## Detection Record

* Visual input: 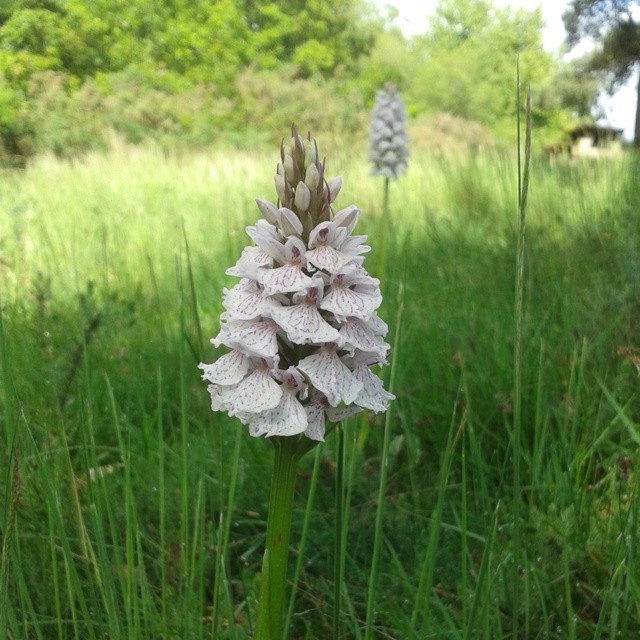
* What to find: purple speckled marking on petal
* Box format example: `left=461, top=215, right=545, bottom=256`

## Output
left=297, top=346, right=362, bottom=407
left=220, top=320, right=279, bottom=358
left=223, top=284, right=278, bottom=320
left=319, top=286, right=374, bottom=321
left=339, top=318, right=389, bottom=360
left=305, top=245, right=351, bottom=272
left=230, top=368, right=282, bottom=415
left=261, top=264, right=315, bottom=295
left=271, top=303, right=342, bottom=346
left=248, top=390, right=308, bottom=437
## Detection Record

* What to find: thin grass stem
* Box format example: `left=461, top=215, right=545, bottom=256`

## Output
left=333, top=425, right=348, bottom=640
left=282, top=444, right=323, bottom=639
left=364, top=284, right=403, bottom=640
left=512, top=64, right=532, bottom=640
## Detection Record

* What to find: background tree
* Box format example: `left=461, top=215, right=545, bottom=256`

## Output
left=564, top=0, right=640, bottom=146
left=408, top=0, right=553, bottom=135
left=0, top=0, right=611, bottom=159
left=241, top=0, right=376, bottom=76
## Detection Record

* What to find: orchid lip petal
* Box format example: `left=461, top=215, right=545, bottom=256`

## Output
left=351, top=364, right=395, bottom=412
left=319, top=286, right=378, bottom=321
left=199, top=349, right=252, bottom=386
left=297, top=346, right=363, bottom=407
left=303, top=400, right=327, bottom=441
left=339, top=317, right=390, bottom=360
left=305, top=245, right=352, bottom=272
left=215, top=319, right=279, bottom=359
left=226, top=246, right=273, bottom=279
left=248, top=390, right=308, bottom=437
left=229, top=368, right=282, bottom=415
left=206, top=383, right=236, bottom=413
left=319, top=267, right=383, bottom=321
left=260, top=264, right=315, bottom=295
left=271, top=303, right=342, bottom=346
left=222, top=282, right=278, bottom=320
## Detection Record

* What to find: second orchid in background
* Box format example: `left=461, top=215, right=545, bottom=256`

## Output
left=368, top=83, right=409, bottom=181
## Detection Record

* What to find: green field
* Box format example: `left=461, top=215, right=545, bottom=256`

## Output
left=1, top=141, right=639, bottom=639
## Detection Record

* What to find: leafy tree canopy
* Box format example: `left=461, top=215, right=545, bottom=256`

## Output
left=242, top=0, right=376, bottom=76
left=408, top=0, right=553, bottom=132
left=0, top=0, right=616, bottom=157
left=0, top=0, right=376, bottom=86
left=563, top=0, right=640, bottom=144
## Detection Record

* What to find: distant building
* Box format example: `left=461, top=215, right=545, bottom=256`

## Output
left=568, top=124, right=624, bottom=158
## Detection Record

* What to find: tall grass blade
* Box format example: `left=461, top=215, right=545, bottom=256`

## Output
left=182, top=223, right=205, bottom=360
left=411, top=391, right=465, bottom=634
left=211, top=426, right=242, bottom=640
left=333, top=425, right=346, bottom=640
left=463, top=502, right=501, bottom=640
left=0, top=423, right=20, bottom=640
left=512, top=62, right=532, bottom=640
left=283, top=444, right=323, bottom=639
left=364, top=284, right=404, bottom=640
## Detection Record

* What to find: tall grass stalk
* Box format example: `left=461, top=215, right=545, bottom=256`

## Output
left=282, top=444, right=323, bottom=638
left=411, top=387, right=464, bottom=635
left=463, top=502, right=501, bottom=640
left=333, top=425, right=346, bottom=640
left=0, top=429, right=19, bottom=640
left=156, top=370, right=168, bottom=633
left=364, top=285, right=403, bottom=640
left=211, top=425, right=243, bottom=640
left=512, top=73, right=532, bottom=639
left=177, top=256, right=194, bottom=637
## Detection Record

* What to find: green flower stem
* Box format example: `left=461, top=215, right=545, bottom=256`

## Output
left=382, top=176, right=390, bottom=220
left=256, top=436, right=309, bottom=640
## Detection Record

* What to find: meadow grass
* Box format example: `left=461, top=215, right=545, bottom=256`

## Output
left=0, top=142, right=639, bottom=639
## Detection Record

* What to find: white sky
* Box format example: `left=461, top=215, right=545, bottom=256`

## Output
left=376, top=0, right=637, bottom=139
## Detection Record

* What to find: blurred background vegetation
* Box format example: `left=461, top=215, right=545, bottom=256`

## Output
left=0, top=0, right=618, bottom=163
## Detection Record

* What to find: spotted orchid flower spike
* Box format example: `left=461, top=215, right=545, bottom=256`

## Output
left=199, top=125, right=394, bottom=441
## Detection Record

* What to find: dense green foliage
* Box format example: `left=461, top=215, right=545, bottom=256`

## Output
left=0, top=0, right=600, bottom=161
left=1, top=144, right=639, bottom=638
left=407, top=0, right=554, bottom=134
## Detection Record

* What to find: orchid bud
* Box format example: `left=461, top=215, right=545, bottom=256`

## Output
left=325, top=176, right=343, bottom=203
left=274, top=173, right=287, bottom=204
left=283, top=154, right=296, bottom=184
left=294, top=181, right=311, bottom=212
left=256, top=198, right=279, bottom=224
left=333, top=205, right=359, bottom=233
left=304, top=163, right=320, bottom=191
left=277, top=207, right=303, bottom=237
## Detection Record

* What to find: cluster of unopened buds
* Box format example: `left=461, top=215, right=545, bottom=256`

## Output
left=368, top=83, right=409, bottom=179
left=200, top=126, right=394, bottom=440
